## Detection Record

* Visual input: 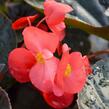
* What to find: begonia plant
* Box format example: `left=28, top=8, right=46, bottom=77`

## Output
left=8, top=0, right=92, bottom=108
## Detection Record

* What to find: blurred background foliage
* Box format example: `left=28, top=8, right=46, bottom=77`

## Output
left=0, top=0, right=109, bottom=109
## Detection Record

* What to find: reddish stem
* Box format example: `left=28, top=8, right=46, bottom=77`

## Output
left=87, top=49, right=109, bottom=59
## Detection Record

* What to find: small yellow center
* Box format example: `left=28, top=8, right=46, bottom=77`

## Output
left=64, top=64, right=72, bottom=77
left=36, top=52, right=45, bottom=64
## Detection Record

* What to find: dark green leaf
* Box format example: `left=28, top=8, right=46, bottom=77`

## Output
left=24, top=0, right=44, bottom=14
left=0, top=87, right=12, bottom=109
left=63, top=28, right=91, bottom=54
left=76, top=0, right=109, bottom=25
left=0, top=13, right=17, bottom=71
left=8, top=83, right=51, bottom=109
left=65, top=14, right=109, bottom=41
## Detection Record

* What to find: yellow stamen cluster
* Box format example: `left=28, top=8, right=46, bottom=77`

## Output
left=64, top=64, right=72, bottom=77
left=36, top=52, right=45, bottom=64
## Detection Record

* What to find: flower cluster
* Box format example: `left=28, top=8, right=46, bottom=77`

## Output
left=8, top=0, right=92, bottom=108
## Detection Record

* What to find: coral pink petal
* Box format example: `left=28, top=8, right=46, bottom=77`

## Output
left=82, top=56, right=92, bottom=75
left=62, top=43, right=71, bottom=53
left=44, top=1, right=55, bottom=17
left=43, top=92, right=74, bottom=109
left=49, top=22, right=65, bottom=33
left=63, top=69, right=86, bottom=94
left=63, top=52, right=87, bottom=93
left=44, top=1, right=73, bottom=25
left=23, top=26, right=59, bottom=53
left=55, top=52, right=70, bottom=91
left=29, top=57, right=59, bottom=93
left=46, top=10, right=65, bottom=25
left=53, top=83, right=64, bottom=97
left=42, top=49, right=53, bottom=60
left=49, top=22, right=65, bottom=41
left=70, top=52, right=84, bottom=71
left=8, top=48, right=36, bottom=83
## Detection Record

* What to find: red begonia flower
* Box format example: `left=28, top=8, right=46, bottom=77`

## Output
left=22, top=26, right=59, bottom=53
left=12, top=14, right=39, bottom=30
left=43, top=92, right=74, bottom=109
left=44, top=0, right=73, bottom=40
left=8, top=48, right=36, bottom=83
left=8, top=48, right=59, bottom=93
left=44, top=0, right=72, bottom=25
left=22, top=26, right=60, bottom=93
left=9, top=26, right=58, bottom=92
left=54, top=44, right=91, bottom=95
left=29, top=56, right=59, bottom=93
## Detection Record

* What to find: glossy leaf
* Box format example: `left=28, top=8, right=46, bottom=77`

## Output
left=64, top=0, right=109, bottom=26
left=63, top=0, right=101, bottom=26
left=25, top=0, right=109, bottom=41
left=0, top=13, right=17, bottom=70
left=65, top=14, right=109, bottom=41
left=0, top=86, right=12, bottom=109
left=78, top=0, right=109, bottom=25
left=24, top=0, right=44, bottom=13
